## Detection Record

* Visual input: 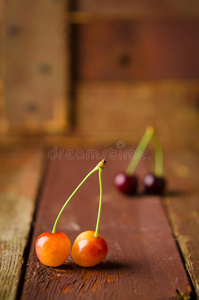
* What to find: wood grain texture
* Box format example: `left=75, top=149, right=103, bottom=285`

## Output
left=3, top=0, right=70, bottom=134
left=21, top=154, right=191, bottom=299
left=0, top=151, right=44, bottom=300
left=76, top=80, right=199, bottom=151
left=163, top=152, right=199, bottom=297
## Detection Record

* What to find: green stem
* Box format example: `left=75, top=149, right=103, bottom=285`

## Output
left=152, top=133, right=163, bottom=177
left=52, top=165, right=99, bottom=233
left=94, top=167, right=103, bottom=238
left=126, top=126, right=154, bottom=176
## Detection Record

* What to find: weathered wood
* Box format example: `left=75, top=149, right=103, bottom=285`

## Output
left=21, top=154, right=191, bottom=299
left=3, top=0, right=70, bottom=134
left=76, top=80, right=199, bottom=151
left=163, top=152, right=199, bottom=297
left=0, top=151, right=44, bottom=300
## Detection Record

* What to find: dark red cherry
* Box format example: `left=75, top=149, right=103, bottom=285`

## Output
left=114, top=172, right=138, bottom=195
left=144, top=174, right=166, bottom=195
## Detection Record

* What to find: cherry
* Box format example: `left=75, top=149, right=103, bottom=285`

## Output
left=35, top=159, right=107, bottom=267
left=144, top=174, right=166, bottom=195
left=72, top=159, right=108, bottom=267
left=114, top=127, right=154, bottom=195
left=114, top=126, right=166, bottom=196
left=114, top=172, right=138, bottom=195
left=35, top=160, right=106, bottom=267
left=35, top=232, right=71, bottom=267
left=72, top=231, right=108, bottom=267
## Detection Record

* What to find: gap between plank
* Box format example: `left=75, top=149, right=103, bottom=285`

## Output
left=161, top=198, right=196, bottom=300
left=15, top=158, right=49, bottom=300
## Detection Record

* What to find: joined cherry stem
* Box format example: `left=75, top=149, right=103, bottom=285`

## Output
left=126, top=126, right=163, bottom=178
left=52, top=159, right=106, bottom=234
left=94, top=167, right=103, bottom=239
left=152, top=133, right=163, bottom=177
left=126, top=126, right=154, bottom=176
left=52, top=164, right=98, bottom=234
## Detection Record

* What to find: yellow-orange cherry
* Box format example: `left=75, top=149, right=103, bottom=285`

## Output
left=72, top=159, right=108, bottom=267
left=35, top=232, right=71, bottom=267
left=72, top=230, right=108, bottom=267
left=35, top=159, right=107, bottom=267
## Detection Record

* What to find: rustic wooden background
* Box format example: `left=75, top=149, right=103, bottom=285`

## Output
left=0, top=0, right=199, bottom=151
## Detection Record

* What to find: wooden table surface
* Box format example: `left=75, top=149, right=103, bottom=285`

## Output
left=0, top=149, right=199, bottom=300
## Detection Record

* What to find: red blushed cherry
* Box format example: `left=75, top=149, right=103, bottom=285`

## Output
left=144, top=174, right=166, bottom=195
left=114, top=172, right=138, bottom=195
left=35, top=232, right=71, bottom=267
left=72, top=231, right=108, bottom=267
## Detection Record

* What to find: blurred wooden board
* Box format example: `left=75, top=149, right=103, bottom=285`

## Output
left=2, top=0, right=70, bottom=134
left=74, top=20, right=199, bottom=80
left=0, top=151, right=44, bottom=300
left=76, top=0, right=199, bottom=17
left=21, top=154, right=191, bottom=300
left=76, top=80, right=199, bottom=150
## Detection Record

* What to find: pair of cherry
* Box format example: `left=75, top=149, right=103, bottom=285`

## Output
left=114, top=127, right=166, bottom=196
left=114, top=172, right=166, bottom=195
left=36, top=127, right=165, bottom=268
left=35, top=160, right=108, bottom=268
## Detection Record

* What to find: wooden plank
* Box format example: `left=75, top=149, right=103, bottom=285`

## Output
left=74, top=20, right=199, bottom=80
left=0, top=135, right=96, bottom=152
left=67, top=11, right=199, bottom=24
left=0, top=151, right=44, bottom=300
left=21, top=154, right=191, bottom=299
left=76, top=0, right=199, bottom=18
left=163, top=152, right=199, bottom=297
left=3, top=0, right=70, bottom=134
left=76, top=80, right=199, bottom=151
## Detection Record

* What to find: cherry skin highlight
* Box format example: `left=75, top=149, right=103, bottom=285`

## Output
left=114, top=172, right=138, bottom=195
left=35, top=232, right=71, bottom=267
left=144, top=174, right=166, bottom=195
left=72, top=231, right=108, bottom=267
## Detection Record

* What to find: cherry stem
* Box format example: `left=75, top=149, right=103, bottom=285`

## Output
left=93, top=160, right=106, bottom=238
left=152, top=132, right=163, bottom=177
left=94, top=168, right=103, bottom=238
left=94, top=167, right=103, bottom=238
left=126, top=126, right=154, bottom=176
left=52, top=164, right=99, bottom=234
